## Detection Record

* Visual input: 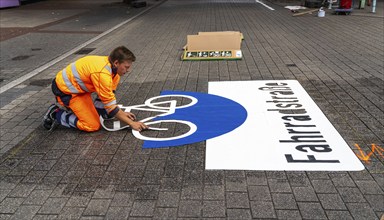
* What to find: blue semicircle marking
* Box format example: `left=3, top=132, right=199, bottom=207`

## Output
left=143, top=91, right=248, bottom=148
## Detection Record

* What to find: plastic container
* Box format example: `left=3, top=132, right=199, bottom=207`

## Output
left=318, top=8, right=326, bottom=17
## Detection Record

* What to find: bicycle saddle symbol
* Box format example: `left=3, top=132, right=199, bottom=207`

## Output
left=100, top=91, right=248, bottom=148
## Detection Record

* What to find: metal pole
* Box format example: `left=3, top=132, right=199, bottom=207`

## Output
left=371, top=0, right=376, bottom=12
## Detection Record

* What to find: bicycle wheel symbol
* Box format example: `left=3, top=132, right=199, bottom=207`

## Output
left=100, top=94, right=198, bottom=142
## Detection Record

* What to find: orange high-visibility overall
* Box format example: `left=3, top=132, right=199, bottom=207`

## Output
left=54, top=56, right=120, bottom=132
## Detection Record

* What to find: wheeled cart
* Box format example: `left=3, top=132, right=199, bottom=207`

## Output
left=334, top=0, right=353, bottom=14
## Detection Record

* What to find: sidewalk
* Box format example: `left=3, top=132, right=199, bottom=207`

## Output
left=0, top=0, right=383, bottom=219
left=268, top=0, right=383, bottom=17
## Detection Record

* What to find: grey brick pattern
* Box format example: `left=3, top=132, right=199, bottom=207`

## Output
left=0, top=0, right=383, bottom=219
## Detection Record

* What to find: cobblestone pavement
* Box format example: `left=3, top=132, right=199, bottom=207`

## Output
left=0, top=0, right=160, bottom=93
left=0, top=0, right=383, bottom=219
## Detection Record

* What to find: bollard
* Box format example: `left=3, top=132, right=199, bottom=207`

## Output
left=372, top=0, right=376, bottom=12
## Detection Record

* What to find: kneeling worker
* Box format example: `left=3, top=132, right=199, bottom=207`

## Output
left=43, top=46, right=148, bottom=132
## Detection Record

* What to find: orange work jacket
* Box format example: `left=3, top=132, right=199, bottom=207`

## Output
left=55, top=56, right=120, bottom=115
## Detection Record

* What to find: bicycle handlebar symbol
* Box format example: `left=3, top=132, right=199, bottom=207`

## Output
left=100, top=94, right=198, bottom=141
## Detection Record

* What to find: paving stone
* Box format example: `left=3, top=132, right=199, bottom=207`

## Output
left=326, top=210, right=354, bottom=220
left=204, top=170, right=225, bottom=185
left=129, top=200, right=156, bottom=217
left=338, top=187, right=366, bottom=203
left=203, top=185, right=225, bottom=200
left=0, top=189, right=11, bottom=202
left=297, top=202, right=327, bottom=220
left=160, top=177, right=182, bottom=192
left=116, top=177, right=140, bottom=192
left=286, top=172, right=311, bottom=187
left=245, top=171, right=268, bottom=185
left=105, top=206, right=130, bottom=219
left=65, top=192, right=93, bottom=207
left=23, top=189, right=53, bottom=206
left=250, top=201, right=276, bottom=219
left=57, top=207, right=84, bottom=219
left=318, top=193, right=347, bottom=211
left=292, top=186, right=318, bottom=202
left=0, top=214, right=12, bottom=219
left=248, top=185, right=272, bottom=201
left=0, top=197, right=25, bottom=214
left=268, top=178, right=292, bottom=193
left=276, top=209, right=302, bottom=219
left=346, top=203, right=379, bottom=220
left=141, top=171, right=162, bottom=185
left=177, top=200, right=202, bottom=218
left=38, top=198, right=68, bottom=215
left=33, top=214, right=58, bottom=219
left=329, top=173, right=356, bottom=187
left=202, top=200, right=226, bottom=218
left=226, top=192, right=250, bottom=209
left=8, top=184, right=36, bottom=198
left=163, top=165, right=183, bottom=178
left=110, top=192, right=134, bottom=207
left=153, top=207, right=178, bottom=219
left=311, top=179, right=337, bottom=193
left=181, top=185, right=202, bottom=200
left=135, top=185, right=159, bottom=200
left=272, top=193, right=298, bottom=210
left=227, top=208, right=252, bottom=220
left=156, top=191, right=180, bottom=207
left=355, top=180, right=384, bottom=195
left=306, top=172, right=330, bottom=180
left=365, top=194, right=384, bottom=212
left=82, top=199, right=111, bottom=216
left=225, top=176, right=247, bottom=192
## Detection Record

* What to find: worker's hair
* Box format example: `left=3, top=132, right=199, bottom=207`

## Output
left=109, top=46, right=136, bottom=63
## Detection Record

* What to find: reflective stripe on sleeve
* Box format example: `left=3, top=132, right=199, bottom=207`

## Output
left=94, top=99, right=104, bottom=109
left=105, top=64, right=112, bottom=73
left=104, top=99, right=117, bottom=107
left=71, top=63, right=89, bottom=92
left=62, top=68, right=78, bottom=93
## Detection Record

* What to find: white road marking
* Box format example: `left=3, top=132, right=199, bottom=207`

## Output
left=255, top=0, right=275, bottom=10
left=0, top=3, right=161, bottom=94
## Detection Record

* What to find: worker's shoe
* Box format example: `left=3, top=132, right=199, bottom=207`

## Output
left=42, top=104, right=59, bottom=131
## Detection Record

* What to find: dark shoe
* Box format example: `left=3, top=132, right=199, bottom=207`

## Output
left=42, top=104, right=59, bottom=130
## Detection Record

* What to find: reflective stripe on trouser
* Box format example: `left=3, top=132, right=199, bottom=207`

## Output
left=56, top=110, right=78, bottom=128
left=56, top=93, right=101, bottom=132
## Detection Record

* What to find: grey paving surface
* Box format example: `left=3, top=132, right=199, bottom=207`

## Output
left=0, top=0, right=159, bottom=89
left=0, top=0, right=383, bottom=219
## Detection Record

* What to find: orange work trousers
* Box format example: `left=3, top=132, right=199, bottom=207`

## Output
left=57, top=93, right=101, bottom=132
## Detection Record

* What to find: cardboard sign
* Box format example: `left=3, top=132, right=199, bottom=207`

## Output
left=182, top=31, right=243, bottom=61
left=206, top=80, right=364, bottom=171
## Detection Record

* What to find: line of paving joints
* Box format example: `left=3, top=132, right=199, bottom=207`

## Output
left=0, top=0, right=167, bottom=95
left=0, top=0, right=168, bottom=158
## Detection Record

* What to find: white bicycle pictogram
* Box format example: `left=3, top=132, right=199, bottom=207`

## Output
left=100, top=94, right=198, bottom=141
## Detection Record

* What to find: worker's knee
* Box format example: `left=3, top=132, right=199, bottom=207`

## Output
left=77, top=120, right=101, bottom=132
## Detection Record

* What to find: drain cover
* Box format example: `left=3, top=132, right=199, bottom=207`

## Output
left=74, top=48, right=96, bottom=55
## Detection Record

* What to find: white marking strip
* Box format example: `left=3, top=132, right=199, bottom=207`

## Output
left=0, top=2, right=162, bottom=94
left=206, top=80, right=364, bottom=171
left=255, top=0, right=275, bottom=10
